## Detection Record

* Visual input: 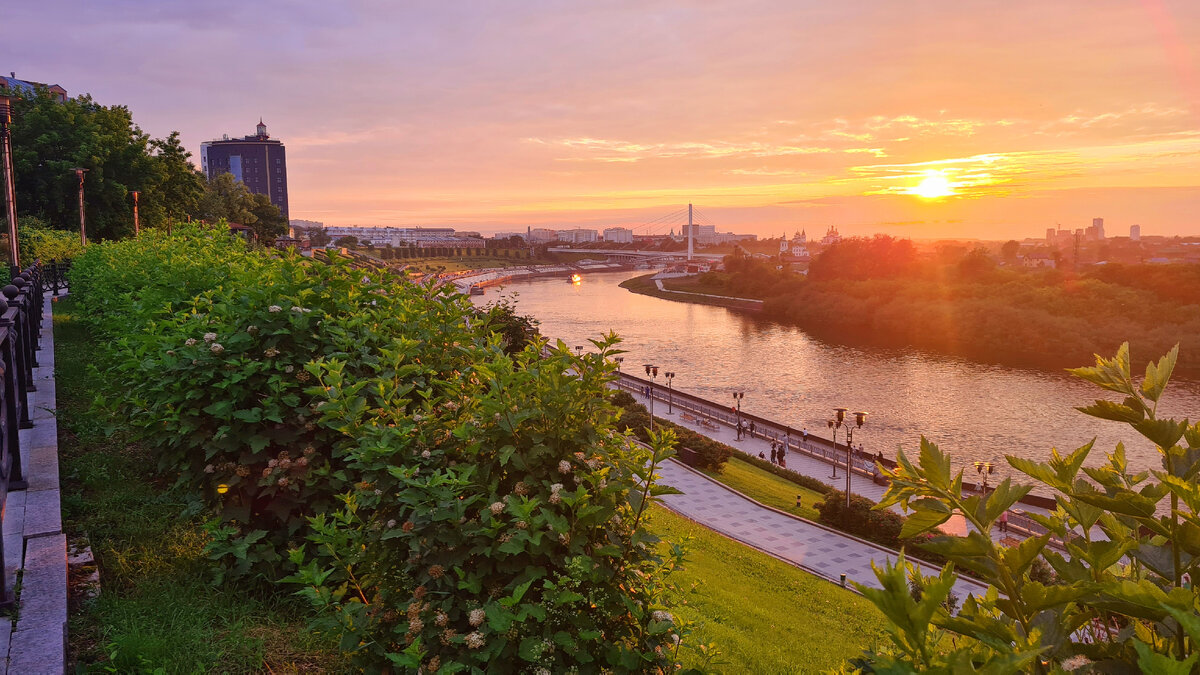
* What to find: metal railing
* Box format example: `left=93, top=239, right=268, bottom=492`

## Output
left=0, top=260, right=61, bottom=607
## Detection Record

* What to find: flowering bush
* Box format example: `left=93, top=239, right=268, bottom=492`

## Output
left=74, top=228, right=692, bottom=671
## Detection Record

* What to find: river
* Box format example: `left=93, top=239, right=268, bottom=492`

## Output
left=471, top=269, right=1200, bottom=484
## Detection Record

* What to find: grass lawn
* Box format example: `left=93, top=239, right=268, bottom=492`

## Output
left=649, top=507, right=888, bottom=673
left=703, top=457, right=830, bottom=522
left=55, top=298, right=345, bottom=673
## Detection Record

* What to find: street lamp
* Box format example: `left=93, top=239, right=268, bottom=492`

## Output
left=732, top=391, right=745, bottom=439
left=0, top=94, right=19, bottom=274
left=643, top=364, right=658, bottom=430
left=70, top=167, right=89, bottom=246
left=574, top=345, right=583, bottom=356
left=664, top=371, right=675, bottom=413
left=828, top=408, right=867, bottom=509
left=614, top=356, right=624, bottom=372
left=973, top=461, right=995, bottom=494
left=130, top=190, right=140, bottom=236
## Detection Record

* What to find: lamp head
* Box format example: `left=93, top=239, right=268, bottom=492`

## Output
left=834, top=407, right=847, bottom=423
left=854, top=411, right=867, bottom=427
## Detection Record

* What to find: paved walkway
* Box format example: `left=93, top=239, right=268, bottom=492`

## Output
left=657, top=457, right=988, bottom=600
left=623, top=384, right=1048, bottom=542
left=2, top=291, right=68, bottom=674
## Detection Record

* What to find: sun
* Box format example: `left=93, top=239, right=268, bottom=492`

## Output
left=912, top=171, right=955, bottom=199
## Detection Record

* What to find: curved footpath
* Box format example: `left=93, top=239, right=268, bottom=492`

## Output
left=656, top=458, right=988, bottom=600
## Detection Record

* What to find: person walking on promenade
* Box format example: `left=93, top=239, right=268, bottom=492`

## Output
left=770, top=442, right=778, bottom=464
left=736, top=420, right=745, bottom=440
left=779, top=437, right=788, bottom=469
left=802, top=428, right=808, bottom=446
left=749, top=420, right=756, bottom=437
left=998, top=510, right=1009, bottom=533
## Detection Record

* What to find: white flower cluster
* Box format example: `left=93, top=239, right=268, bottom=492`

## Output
left=489, top=501, right=505, bottom=515
left=549, top=483, right=564, bottom=504
left=652, top=610, right=673, bottom=623
left=184, top=338, right=197, bottom=346
left=210, top=343, right=224, bottom=354
left=203, top=332, right=217, bottom=343
left=268, top=305, right=282, bottom=313
left=558, top=460, right=572, bottom=474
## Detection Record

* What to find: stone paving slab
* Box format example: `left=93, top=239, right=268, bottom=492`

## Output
left=656, top=458, right=989, bottom=601
left=9, top=534, right=67, bottom=675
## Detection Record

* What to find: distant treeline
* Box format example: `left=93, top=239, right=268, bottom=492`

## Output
left=694, top=237, right=1200, bottom=375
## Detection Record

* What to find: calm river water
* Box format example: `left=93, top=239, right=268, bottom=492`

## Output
left=471, top=270, right=1200, bottom=483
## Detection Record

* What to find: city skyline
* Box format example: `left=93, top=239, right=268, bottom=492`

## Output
left=5, top=1, right=1200, bottom=238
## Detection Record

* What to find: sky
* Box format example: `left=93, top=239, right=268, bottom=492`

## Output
left=5, top=0, right=1200, bottom=239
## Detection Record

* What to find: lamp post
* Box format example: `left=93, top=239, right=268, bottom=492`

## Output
left=643, top=364, right=659, bottom=430
left=664, top=371, right=675, bottom=413
left=973, top=461, right=995, bottom=494
left=732, top=391, right=745, bottom=439
left=574, top=345, right=583, bottom=356
left=0, top=94, right=19, bottom=274
left=614, top=356, right=623, bottom=372
left=70, top=167, right=89, bottom=246
left=130, top=190, right=140, bottom=236
left=828, top=408, right=867, bottom=509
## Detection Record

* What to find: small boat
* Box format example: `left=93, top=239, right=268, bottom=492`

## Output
left=569, top=273, right=582, bottom=284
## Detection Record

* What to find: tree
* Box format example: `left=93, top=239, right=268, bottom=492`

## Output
left=307, top=228, right=331, bottom=247
left=9, top=89, right=201, bottom=240
left=809, top=235, right=920, bottom=281
left=246, top=193, right=288, bottom=243
left=1001, top=239, right=1021, bottom=264
left=334, top=235, right=358, bottom=248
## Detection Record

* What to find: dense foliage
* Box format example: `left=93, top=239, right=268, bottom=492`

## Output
left=852, top=343, right=1200, bottom=673
left=610, top=391, right=732, bottom=472
left=15, top=215, right=85, bottom=262
left=694, top=245, right=1200, bottom=374
left=72, top=225, right=692, bottom=672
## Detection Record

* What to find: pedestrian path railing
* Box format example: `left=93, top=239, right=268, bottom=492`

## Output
left=0, top=259, right=63, bottom=607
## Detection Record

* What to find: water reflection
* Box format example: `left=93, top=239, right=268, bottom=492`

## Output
left=472, top=270, right=1200, bottom=482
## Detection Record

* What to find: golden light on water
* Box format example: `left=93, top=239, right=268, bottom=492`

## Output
left=911, top=171, right=956, bottom=199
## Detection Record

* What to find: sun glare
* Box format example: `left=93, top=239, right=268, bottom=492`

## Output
left=912, top=171, right=955, bottom=199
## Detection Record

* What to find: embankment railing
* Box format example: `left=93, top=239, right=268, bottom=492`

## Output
left=0, top=259, right=66, bottom=607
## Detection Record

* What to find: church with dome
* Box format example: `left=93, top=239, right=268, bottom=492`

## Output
left=780, top=229, right=810, bottom=262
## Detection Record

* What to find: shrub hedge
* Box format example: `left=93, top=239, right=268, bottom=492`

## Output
left=72, top=225, right=688, bottom=672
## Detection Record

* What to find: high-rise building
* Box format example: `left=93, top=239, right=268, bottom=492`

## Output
left=1130, top=224, right=1141, bottom=241
left=201, top=119, right=290, bottom=219
left=1092, top=217, right=1105, bottom=239
left=1046, top=228, right=1056, bottom=245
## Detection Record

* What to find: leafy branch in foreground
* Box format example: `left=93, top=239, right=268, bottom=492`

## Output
left=849, top=343, right=1200, bottom=674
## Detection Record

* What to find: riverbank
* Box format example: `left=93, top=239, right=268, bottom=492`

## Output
left=619, top=273, right=763, bottom=311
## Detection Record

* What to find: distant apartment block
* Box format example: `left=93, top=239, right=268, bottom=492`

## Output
left=0, top=72, right=67, bottom=102
left=324, top=226, right=458, bottom=247
left=556, top=229, right=599, bottom=243
left=528, top=228, right=558, bottom=243
left=201, top=120, right=290, bottom=219
left=1130, top=224, right=1141, bottom=241
left=603, top=227, right=634, bottom=243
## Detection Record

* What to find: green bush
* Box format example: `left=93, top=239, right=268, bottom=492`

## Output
left=611, top=391, right=731, bottom=472
left=74, top=230, right=690, bottom=672
left=15, top=216, right=85, bottom=262
left=814, top=490, right=904, bottom=547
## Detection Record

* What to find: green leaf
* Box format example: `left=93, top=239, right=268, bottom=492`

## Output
left=899, top=508, right=953, bottom=539
left=1140, top=345, right=1179, bottom=404
left=1133, top=638, right=1198, bottom=675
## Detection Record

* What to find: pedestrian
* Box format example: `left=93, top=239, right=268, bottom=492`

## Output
left=770, top=445, right=777, bottom=464
left=758, top=451, right=766, bottom=460
left=998, top=510, right=1009, bottom=533
left=779, top=439, right=788, bottom=468
left=749, top=420, right=756, bottom=437
left=736, top=420, right=744, bottom=440
left=876, top=450, right=884, bottom=464
left=802, top=428, right=808, bottom=445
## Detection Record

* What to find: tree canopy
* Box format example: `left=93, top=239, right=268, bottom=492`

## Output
left=7, top=88, right=285, bottom=243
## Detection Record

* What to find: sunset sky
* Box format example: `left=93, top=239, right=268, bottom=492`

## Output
left=6, top=1, right=1200, bottom=238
